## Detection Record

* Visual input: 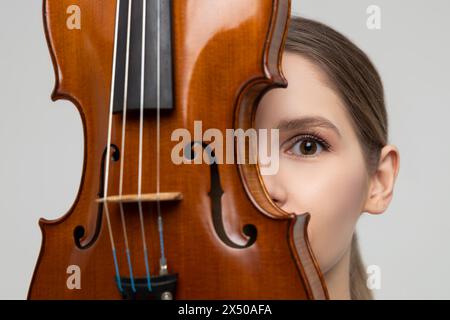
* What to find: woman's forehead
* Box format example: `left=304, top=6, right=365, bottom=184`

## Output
left=258, top=53, right=352, bottom=135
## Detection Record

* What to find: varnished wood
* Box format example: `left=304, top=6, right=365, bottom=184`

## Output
left=28, top=0, right=329, bottom=299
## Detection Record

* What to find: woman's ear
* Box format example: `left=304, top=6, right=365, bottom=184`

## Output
left=363, top=145, right=400, bottom=214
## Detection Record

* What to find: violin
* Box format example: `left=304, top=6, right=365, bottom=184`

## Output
left=28, top=0, right=328, bottom=300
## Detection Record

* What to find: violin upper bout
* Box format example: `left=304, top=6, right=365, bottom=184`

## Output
left=43, top=0, right=116, bottom=112
left=264, top=0, right=291, bottom=87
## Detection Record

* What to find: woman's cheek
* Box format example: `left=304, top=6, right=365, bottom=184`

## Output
left=279, top=157, right=367, bottom=273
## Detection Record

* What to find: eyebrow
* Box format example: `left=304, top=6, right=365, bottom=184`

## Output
left=275, top=116, right=342, bottom=137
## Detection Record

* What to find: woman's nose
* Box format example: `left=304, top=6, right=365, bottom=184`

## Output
left=262, top=174, right=289, bottom=211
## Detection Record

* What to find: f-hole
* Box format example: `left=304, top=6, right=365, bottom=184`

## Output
left=186, top=142, right=257, bottom=249
left=74, top=144, right=120, bottom=249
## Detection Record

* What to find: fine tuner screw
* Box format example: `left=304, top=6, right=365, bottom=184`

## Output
left=161, top=291, right=173, bottom=300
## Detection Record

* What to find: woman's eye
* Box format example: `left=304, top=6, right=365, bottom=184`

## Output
left=287, top=137, right=325, bottom=157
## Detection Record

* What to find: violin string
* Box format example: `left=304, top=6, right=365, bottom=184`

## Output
left=156, top=0, right=168, bottom=274
left=138, top=0, right=153, bottom=291
left=103, top=0, right=124, bottom=293
left=117, top=0, right=136, bottom=293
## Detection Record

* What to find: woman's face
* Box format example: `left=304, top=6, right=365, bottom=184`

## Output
left=255, top=52, right=371, bottom=273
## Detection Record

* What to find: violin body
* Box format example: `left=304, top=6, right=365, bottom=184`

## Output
left=29, top=0, right=328, bottom=299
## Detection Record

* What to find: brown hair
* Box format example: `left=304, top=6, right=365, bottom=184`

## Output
left=285, top=16, right=388, bottom=300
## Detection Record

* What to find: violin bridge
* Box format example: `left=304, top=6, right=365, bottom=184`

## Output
left=96, top=192, right=183, bottom=204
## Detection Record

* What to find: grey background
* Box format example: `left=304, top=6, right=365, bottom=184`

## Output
left=1, top=0, right=449, bottom=299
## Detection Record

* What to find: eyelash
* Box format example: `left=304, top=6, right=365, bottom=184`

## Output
left=283, top=131, right=332, bottom=157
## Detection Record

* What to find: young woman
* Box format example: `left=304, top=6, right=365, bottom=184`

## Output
left=256, top=17, right=400, bottom=299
